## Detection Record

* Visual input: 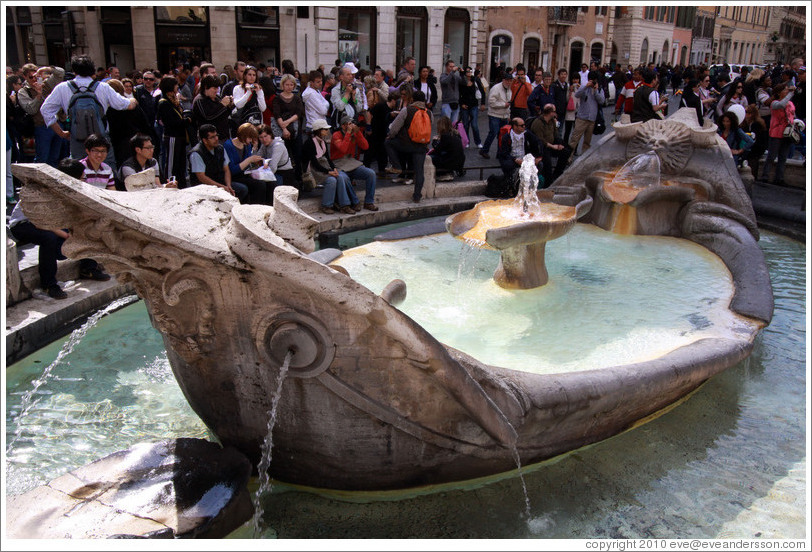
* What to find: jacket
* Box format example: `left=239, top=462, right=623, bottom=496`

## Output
left=487, top=82, right=512, bottom=119
left=574, top=84, right=605, bottom=122
left=497, top=130, right=542, bottom=174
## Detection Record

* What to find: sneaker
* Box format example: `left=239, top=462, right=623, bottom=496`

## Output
left=392, top=176, right=408, bottom=184
left=476, top=144, right=483, bottom=149
left=364, top=203, right=379, bottom=211
left=384, top=166, right=403, bottom=175
left=352, top=202, right=362, bottom=212
left=319, top=205, right=335, bottom=214
left=47, top=284, right=68, bottom=300
left=79, top=267, right=111, bottom=281
left=479, top=151, right=490, bottom=159
left=340, top=205, right=355, bottom=215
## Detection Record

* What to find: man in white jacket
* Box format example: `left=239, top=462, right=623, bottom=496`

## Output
left=479, top=69, right=514, bottom=159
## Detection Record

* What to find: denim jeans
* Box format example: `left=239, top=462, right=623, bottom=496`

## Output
left=321, top=174, right=356, bottom=207
left=761, top=136, right=792, bottom=183
left=481, top=116, right=508, bottom=154
left=441, top=103, right=460, bottom=124
left=34, top=125, right=64, bottom=167
left=460, top=106, right=482, bottom=146
left=345, top=165, right=376, bottom=204
left=384, top=138, right=427, bottom=201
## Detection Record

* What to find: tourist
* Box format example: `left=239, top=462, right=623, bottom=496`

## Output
left=371, top=68, right=390, bottom=100
left=365, top=90, right=396, bottom=175
left=223, top=122, right=271, bottom=204
left=384, top=89, right=434, bottom=203
left=119, top=133, right=167, bottom=188
left=192, top=75, right=232, bottom=142
left=429, top=115, right=465, bottom=180
left=716, top=79, right=748, bottom=118
left=716, top=111, right=754, bottom=167
left=568, top=70, right=605, bottom=159
left=439, top=59, right=463, bottom=124
left=630, top=69, right=667, bottom=123
left=497, top=117, right=542, bottom=179
left=105, top=78, right=154, bottom=169
left=615, top=68, right=643, bottom=118
left=552, top=68, right=569, bottom=141
left=16, top=63, right=66, bottom=167
left=79, top=134, right=117, bottom=190
left=331, top=115, right=378, bottom=211
left=509, top=65, right=533, bottom=120
left=397, top=56, right=416, bottom=85
left=271, top=74, right=305, bottom=182
left=133, top=69, right=161, bottom=151
left=8, top=158, right=110, bottom=299
left=527, top=71, right=555, bottom=118
left=680, top=79, right=705, bottom=125
left=231, top=64, right=266, bottom=132
left=331, top=65, right=365, bottom=126
left=302, top=70, right=330, bottom=133
left=303, top=118, right=358, bottom=215
left=530, top=104, right=571, bottom=187
left=479, top=70, right=513, bottom=159
left=40, top=54, right=137, bottom=169
left=741, top=105, right=769, bottom=178
left=563, top=75, right=581, bottom=145
left=188, top=124, right=248, bottom=202
left=156, top=76, right=193, bottom=186
left=256, top=124, right=296, bottom=189
left=414, top=65, right=437, bottom=112
left=459, top=66, right=485, bottom=149
left=760, top=83, right=796, bottom=186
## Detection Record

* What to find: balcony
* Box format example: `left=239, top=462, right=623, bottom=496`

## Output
left=548, top=7, right=578, bottom=25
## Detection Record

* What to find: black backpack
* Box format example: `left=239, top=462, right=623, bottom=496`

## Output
left=67, top=80, right=106, bottom=141
left=484, top=173, right=518, bottom=199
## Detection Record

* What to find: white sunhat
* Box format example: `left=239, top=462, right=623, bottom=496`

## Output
left=343, top=62, right=359, bottom=75
left=310, top=119, right=331, bottom=132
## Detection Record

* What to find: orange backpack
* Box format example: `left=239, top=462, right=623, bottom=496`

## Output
left=408, top=107, right=432, bottom=144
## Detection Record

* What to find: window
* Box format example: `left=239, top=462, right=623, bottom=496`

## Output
left=237, top=7, right=278, bottom=27
left=640, top=38, right=649, bottom=66
left=338, top=7, right=377, bottom=69
left=594, top=7, right=607, bottom=17
left=396, top=7, right=428, bottom=69
left=154, top=6, right=207, bottom=24
left=444, top=8, right=470, bottom=67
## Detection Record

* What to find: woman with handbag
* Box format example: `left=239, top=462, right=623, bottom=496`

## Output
left=717, top=111, right=754, bottom=167
left=257, top=124, right=296, bottom=191
left=760, top=83, right=796, bottom=186
left=564, top=75, right=580, bottom=145
left=272, top=74, right=305, bottom=185
left=223, top=122, right=270, bottom=205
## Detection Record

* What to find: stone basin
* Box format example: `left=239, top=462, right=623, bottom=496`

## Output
left=445, top=198, right=578, bottom=289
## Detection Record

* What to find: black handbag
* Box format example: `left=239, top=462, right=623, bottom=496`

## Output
left=593, top=108, right=606, bottom=135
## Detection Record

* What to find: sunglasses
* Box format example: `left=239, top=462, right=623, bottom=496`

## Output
left=144, top=77, right=155, bottom=81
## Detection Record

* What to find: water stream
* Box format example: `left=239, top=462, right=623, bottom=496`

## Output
left=251, top=349, right=293, bottom=537
left=5, top=294, right=139, bottom=457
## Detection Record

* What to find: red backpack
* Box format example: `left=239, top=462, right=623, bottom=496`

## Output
left=408, top=107, right=432, bottom=144
left=497, top=124, right=512, bottom=149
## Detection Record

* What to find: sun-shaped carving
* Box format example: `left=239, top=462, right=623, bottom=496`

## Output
left=627, top=120, right=693, bottom=173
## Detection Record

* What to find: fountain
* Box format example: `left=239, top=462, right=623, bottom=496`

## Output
left=9, top=106, right=774, bottom=493
left=446, top=154, right=591, bottom=289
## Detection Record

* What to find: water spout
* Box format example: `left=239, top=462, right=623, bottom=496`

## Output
left=513, top=153, right=542, bottom=218
left=252, top=349, right=293, bottom=536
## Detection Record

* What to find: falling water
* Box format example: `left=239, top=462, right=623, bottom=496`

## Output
left=512, top=153, right=542, bottom=218
left=5, top=294, right=139, bottom=456
left=251, top=349, right=294, bottom=537
left=510, top=445, right=532, bottom=520
left=610, top=150, right=662, bottom=189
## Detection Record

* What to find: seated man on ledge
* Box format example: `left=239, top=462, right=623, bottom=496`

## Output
left=188, top=124, right=248, bottom=203
left=497, top=117, right=543, bottom=182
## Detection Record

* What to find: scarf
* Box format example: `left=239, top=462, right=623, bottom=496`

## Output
left=509, top=129, right=525, bottom=159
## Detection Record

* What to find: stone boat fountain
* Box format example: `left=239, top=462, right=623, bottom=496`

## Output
left=11, top=108, right=773, bottom=492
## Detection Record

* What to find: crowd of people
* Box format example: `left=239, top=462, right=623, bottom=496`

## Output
left=7, top=54, right=806, bottom=208
left=5, top=55, right=807, bottom=298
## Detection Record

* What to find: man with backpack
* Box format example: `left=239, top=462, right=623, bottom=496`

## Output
left=40, top=54, right=137, bottom=170
left=384, top=89, right=434, bottom=203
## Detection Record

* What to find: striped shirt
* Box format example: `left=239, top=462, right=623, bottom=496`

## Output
left=80, top=157, right=116, bottom=189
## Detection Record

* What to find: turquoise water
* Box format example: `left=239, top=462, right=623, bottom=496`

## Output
left=5, top=230, right=806, bottom=538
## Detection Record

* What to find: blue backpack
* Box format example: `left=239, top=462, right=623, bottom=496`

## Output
left=67, top=80, right=106, bottom=141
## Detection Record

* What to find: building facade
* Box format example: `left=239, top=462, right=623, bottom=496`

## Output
left=5, top=4, right=806, bottom=78
left=4, top=5, right=485, bottom=76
